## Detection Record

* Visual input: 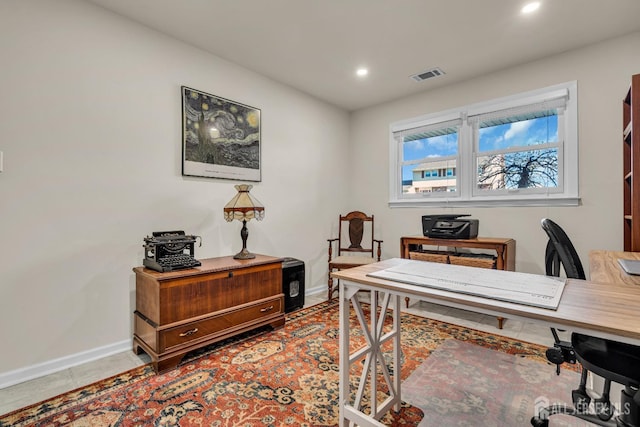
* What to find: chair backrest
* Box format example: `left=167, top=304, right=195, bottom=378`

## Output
left=337, top=211, right=375, bottom=256
left=541, top=218, right=586, bottom=280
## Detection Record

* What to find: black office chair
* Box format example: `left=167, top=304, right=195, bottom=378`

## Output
left=532, top=218, right=640, bottom=427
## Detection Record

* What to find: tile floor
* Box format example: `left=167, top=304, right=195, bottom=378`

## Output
left=0, top=293, right=556, bottom=416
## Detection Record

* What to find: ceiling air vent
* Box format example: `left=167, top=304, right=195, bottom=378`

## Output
left=410, top=67, right=445, bottom=82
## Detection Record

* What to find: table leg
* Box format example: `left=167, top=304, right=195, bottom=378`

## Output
left=339, top=281, right=351, bottom=426
left=339, top=282, right=402, bottom=426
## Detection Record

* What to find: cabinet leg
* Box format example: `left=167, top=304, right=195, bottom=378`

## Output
left=497, top=317, right=505, bottom=329
left=156, top=354, right=185, bottom=374
left=132, top=337, right=153, bottom=359
left=270, top=317, right=285, bottom=330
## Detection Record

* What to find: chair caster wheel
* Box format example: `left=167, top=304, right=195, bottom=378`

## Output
left=572, top=389, right=591, bottom=413
left=531, top=416, right=549, bottom=427
left=594, top=398, right=614, bottom=421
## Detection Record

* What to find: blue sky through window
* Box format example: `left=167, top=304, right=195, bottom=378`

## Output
left=402, top=133, right=458, bottom=180
left=479, top=115, right=558, bottom=152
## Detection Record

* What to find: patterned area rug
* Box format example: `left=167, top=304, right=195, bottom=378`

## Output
left=0, top=300, right=570, bottom=426
left=403, top=339, right=584, bottom=426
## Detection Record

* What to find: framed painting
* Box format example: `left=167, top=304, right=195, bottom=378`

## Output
left=182, top=86, right=261, bottom=181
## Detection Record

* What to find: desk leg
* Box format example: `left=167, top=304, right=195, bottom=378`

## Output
left=339, top=281, right=352, bottom=427
left=339, top=282, right=402, bottom=426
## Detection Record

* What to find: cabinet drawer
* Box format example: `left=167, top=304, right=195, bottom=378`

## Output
left=159, top=297, right=283, bottom=352
left=159, top=263, right=282, bottom=324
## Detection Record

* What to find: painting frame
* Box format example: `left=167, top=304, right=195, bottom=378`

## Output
left=181, top=86, right=261, bottom=181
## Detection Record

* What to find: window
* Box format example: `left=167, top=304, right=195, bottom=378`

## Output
left=397, top=117, right=460, bottom=195
left=389, top=81, right=578, bottom=207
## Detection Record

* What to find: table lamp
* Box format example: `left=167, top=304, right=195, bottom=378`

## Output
left=223, top=184, right=265, bottom=259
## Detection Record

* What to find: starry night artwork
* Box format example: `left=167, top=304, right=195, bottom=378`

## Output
left=182, top=86, right=261, bottom=181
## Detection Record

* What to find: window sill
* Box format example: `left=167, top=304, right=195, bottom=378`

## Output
left=389, top=196, right=580, bottom=208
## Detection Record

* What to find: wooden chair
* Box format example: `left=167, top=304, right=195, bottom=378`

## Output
left=327, top=211, right=383, bottom=300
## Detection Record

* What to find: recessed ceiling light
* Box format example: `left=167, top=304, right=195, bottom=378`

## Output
left=356, top=68, right=368, bottom=77
left=521, top=2, right=541, bottom=14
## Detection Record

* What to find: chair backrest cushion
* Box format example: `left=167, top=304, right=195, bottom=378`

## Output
left=348, top=217, right=364, bottom=249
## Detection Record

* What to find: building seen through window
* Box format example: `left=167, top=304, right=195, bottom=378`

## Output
left=405, top=160, right=458, bottom=193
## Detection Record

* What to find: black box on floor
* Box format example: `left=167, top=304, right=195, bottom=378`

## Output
left=282, top=257, right=305, bottom=313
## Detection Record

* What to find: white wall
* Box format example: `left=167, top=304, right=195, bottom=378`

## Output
left=350, top=32, right=640, bottom=275
left=0, top=0, right=349, bottom=381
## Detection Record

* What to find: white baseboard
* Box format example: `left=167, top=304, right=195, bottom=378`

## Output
left=0, top=339, right=132, bottom=390
left=305, top=286, right=325, bottom=296
left=1, top=290, right=327, bottom=390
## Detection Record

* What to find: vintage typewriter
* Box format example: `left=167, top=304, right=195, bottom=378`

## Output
left=143, top=230, right=202, bottom=272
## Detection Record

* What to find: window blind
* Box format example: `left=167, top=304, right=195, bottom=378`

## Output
left=468, top=95, right=567, bottom=127
left=393, top=118, right=462, bottom=142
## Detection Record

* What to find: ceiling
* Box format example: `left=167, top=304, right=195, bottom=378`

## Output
left=85, top=0, right=640, bottom=111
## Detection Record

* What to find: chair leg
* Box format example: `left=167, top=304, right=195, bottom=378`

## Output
left=594, top=379, right=614, bottom=421
left=328, top=270, right=340, bottom=301
left=572, top=369, right=591, bottom=414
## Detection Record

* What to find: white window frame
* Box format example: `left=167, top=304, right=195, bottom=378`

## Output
left=389, top=81, right=579, bottom=208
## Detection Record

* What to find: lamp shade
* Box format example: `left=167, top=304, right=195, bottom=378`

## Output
left=223, top=184, right=265, bottom=222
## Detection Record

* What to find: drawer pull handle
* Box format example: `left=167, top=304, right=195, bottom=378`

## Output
left=179, top=328, right=199, bottom=337
left=260, top=305, right=274, bottom=312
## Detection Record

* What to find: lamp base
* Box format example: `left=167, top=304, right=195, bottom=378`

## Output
left=233, top=219, right=256, bottom=259
left=233, top=248, right=256, bottom=260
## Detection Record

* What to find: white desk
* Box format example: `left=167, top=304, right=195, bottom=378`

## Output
left=331, top=258, right=640, bottom=427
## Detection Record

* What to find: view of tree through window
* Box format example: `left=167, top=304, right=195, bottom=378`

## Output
left=476, top=112, right=559, bottom=191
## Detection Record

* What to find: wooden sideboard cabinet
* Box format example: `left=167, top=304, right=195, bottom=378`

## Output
left=133, top=254, right=285, bottom=373
left=400, top=236, right=516, bottom=328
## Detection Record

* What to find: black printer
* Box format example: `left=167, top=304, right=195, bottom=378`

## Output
left=422, top=214, right=479, bottom=239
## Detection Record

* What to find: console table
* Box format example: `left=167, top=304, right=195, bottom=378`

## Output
left=400, top=235, right=516, bottom=328
left=133, top=254, right=285, bottom=373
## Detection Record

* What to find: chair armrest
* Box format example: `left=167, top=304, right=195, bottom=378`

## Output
left=327, top=238, right=339, bottom=262
left=374, top=239, right=383, bottom=261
